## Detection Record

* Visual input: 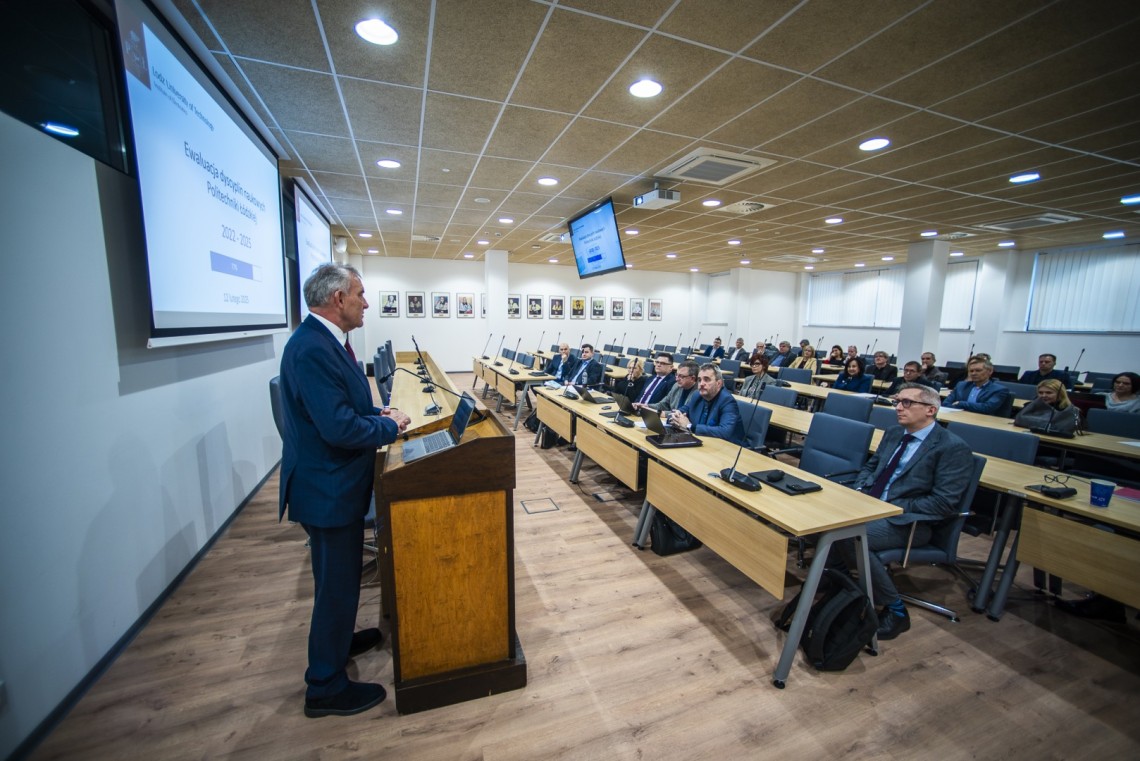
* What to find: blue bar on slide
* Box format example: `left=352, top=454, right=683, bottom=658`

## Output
left=210, top=250, right=254, bottom=280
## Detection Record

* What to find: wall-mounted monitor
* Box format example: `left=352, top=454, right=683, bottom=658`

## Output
left=567, top=197, right=627, bottom=279
left=293, top=185, right=331, bottom=322
left=115, top=0, right=287, bottom=347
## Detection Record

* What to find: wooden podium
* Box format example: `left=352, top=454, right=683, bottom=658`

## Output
left=374, top=409, right=526, bottom=714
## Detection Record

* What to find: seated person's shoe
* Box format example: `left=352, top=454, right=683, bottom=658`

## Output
left=876, top=607, right=911, bottom=641
left=304, top=680, right=387, bottom=718
left=349, top=627, right=383, bottom=657
left=1055, top=594, right=1126, bottom=623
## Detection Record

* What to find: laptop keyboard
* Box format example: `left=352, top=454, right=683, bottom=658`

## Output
left=419, top=431, right=452, bottom=454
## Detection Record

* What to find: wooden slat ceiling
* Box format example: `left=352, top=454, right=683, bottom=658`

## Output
left=170, top=0, right=1140, bottom=273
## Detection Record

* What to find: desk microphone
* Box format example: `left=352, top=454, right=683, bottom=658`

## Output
left=1070, top=347, right=1085, bottom=374
left=492, top=334, right=507, bottom=366
left=411, top=335, right=435, bottom=384
left=618, top=331, right=626, bottom=354
left=692, top=331, right=701, bottom=355
left=720, top=381, right=766, bottom=491
left=426, top=382, right=488, bottom=423
left=967, top=342, right=975, bottom=362
left=393, top=366, right=436, bottom=393
left=676, top=331, right=684, bottom=353
left=479, top=332, right=494, bottom=360
left=506, top=338, right=523, bottom=375
left=870, top=338, right=878, bottom=355
left=530, top=331, right=547, bottom=376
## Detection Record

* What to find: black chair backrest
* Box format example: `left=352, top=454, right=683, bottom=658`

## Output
left=946, top=421, right=1038, bottom=463
left=823, top=393, right=873, bottom=422
left=268, top=376, right=284, bottom=437
left=760, top=385, right=798, bottom=408
left=1086, top=408, right=1140, bottom=438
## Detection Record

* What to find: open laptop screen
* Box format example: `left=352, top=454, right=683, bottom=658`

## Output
left=448, top=393, right=477, bottom=443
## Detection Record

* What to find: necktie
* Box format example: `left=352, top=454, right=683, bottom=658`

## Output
left=638, top=376, right=660, bottom=404
left=866, top=434, right=916, bottom=499
left=344, top=337, right=356, bottom=362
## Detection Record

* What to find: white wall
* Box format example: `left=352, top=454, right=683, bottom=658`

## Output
left=0, top=113, right=284, bottom=757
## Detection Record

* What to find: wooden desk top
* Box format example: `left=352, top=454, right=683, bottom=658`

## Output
left=935, top=407, right=1140, bottom=459
left=391, top=353, right=471, bottom=433
left=474, top=356, right=553, bottom=384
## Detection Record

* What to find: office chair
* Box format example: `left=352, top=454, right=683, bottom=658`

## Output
left=735, top=399, right=773, bottom=451
left=269, top=376, right=285, bottom=437
left=760, top=385, right=798, bottom=408
left=778, top=367, right=812, bottom=385
left=672, top=352, right=687, bottom=363
left=719, top=358, right=741, bottom=377
left=876, top=454, right=987, bottom=622
left=869, top=405, right=900, bottom=431
left=1003, top=381, right=1039, bottom=401
left=1086, top=408, right=1140, bottom=438
left=822, top=393, right=873, bottom=422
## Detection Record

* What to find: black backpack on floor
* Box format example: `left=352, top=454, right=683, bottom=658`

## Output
left=776, top=568, right=879, bottom=671
left=523, top=410, right=561, bottom=449
left=650, top=510, right=702, bottom=556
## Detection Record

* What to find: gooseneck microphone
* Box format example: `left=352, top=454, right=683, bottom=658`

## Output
left=619, top=332, right=626, bottom=354
left=506, top=338, right=523, bottom=375
left=492, top=334, right=507, bottom=366
left=479, top=332, right=494, bottom=360
left=1071, top=347, right=1085, bottom=373
left=720, top=380, right=766, bottom=491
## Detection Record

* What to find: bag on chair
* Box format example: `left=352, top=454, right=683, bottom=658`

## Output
left=775, top=568, right=878, bottom=671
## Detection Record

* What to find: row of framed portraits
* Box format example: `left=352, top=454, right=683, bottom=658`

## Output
left=379, top=292, right=664, bottom=320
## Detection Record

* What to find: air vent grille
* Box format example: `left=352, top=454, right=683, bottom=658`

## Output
left=765, top=254, right=821, bottom=263
left=656, top=148, right=776, bottom=186
left=977, top=213, right=1080, bottom=232
left=718, top=200, right=776, bottom=215
left=935, top=231, right=975, bottom=241
left=539, top=232, right=567, bottom=243
left=411, top=234, right=440, bottom=242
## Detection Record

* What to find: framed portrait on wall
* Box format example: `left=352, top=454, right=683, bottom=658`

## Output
left=648, top=298, right=663, bottom=321
left=549, top=296, right=565, bottom=318
left=629, top=298, right=644, bottom=320
left=610, top=297, right=624, bottom=320
left=527, top=295, right=543, bottom=319
left=590, top=297, right=605, bottom=319
left=456, top=293, right=474, bottom=318
left=507, top=294, right=521, bottom=318
left=432, top=292, right=450, bottom=318
left=379, top=291, right=399, bottom=317
left=407, top=291, right=425, bottom=318
left=570, top=296, right=586, bottom=319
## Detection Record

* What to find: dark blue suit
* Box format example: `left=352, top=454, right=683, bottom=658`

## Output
left=705, top=345, right=725, bottom=359
left=943, top=379, right=1012, bottom=416
left=279, top=315, right=399, bottom=699
left=834, top=373, right=873, bottom=393
left=544, top=354, right=575, bottom=383
left=634, top=372, right=675, bottom=406
left=1019, top=368, right=1072, bottom=389
left=680, top=386, right=745, bottom=445
left=568, top=358, right=604, bottom=387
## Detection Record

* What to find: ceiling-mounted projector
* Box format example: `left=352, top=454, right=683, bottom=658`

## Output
left=633, top=188, right=680, bottom=209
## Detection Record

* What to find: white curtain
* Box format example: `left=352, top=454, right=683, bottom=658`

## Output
left=940, top=260, right=979, bottom=330
left=1027, top=244, right=1140, bottom=332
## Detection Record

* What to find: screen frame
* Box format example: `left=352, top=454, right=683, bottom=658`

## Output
left=567, top=196, right=627, bottom=280
left=293, top=182, right=332, bottom=323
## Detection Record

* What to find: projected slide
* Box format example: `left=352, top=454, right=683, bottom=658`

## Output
left=294, top=188, right=331, bottom=321
left=117, top=0, right=285, bottom=335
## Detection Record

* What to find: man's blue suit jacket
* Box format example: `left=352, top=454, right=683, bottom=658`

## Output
left=705, top=346, right=725, bottom=359
left=544, top=354, right=574, bottom=383
left=943, top=379, right=1012, bottom=416
left=680, top=386, right=745, bottom=445
left=853, top=424, right=974, bottom=526
left=568, top=358, right=604, bottom=387
left=278, top=316, right=399, bottom=527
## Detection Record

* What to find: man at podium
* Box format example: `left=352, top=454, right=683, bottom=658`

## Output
left=279, top=263, right=411, bottom=718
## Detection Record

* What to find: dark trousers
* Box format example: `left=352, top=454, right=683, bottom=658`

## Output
left=838, top=518, right=932, bottom=607
left=302, top=519, right=364, bottom=699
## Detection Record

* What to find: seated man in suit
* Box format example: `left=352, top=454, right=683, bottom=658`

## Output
left=943, top=356, right=1013, bottom=416
left=543, top=342, right=577, bottom=385
left=869, top=351, right=898, bottom=382
left=668, top=363, right=746, bottom=445
left=705, top=337, right=726, bottom=359
left=885, top=361, right=938, bottom=396
left=637, top=360, right=699, bottom=414
left=919, top=351, right=948, bottom=386
left=729, top=337, right=750, bottom=362
left=567, top=343, right=604, bottom=387
left=837, top=383, right=974, bottom=640
left=628, top=352, right=676, bottom=406
left=1019, top=353, right=1072, bottom=389
left=769, top=341, right=796, bottom=368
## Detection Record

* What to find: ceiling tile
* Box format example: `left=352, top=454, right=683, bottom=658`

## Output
left=240, top=61, right=348, bottom=136
left=340, top=79, right=423, bottom=144
left=318, top=0, right=430, bottom=87
left=485, top=106, right=573, bottom=162
left=706, top=78, right=858, bottom=149
left=422, top=92, right=502, bottom=153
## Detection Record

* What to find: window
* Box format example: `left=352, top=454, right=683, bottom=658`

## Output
left=807, top=268, right=903, bottom=328
left=1027, top=245, right=1140, bottom=332
left=940, top=260, right=978, bottom=330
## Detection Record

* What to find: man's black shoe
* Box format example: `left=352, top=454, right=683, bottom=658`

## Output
left=304, top=681, right=387, bottom=718
left=876, top=607, right=911, bottom=641
left=1055, top=594, right=1126, bottom=623
left=349, top=627, right=383, bottom=657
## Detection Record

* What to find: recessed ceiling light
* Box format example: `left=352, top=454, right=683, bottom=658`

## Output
left=858, top=137, right=890, bottom=151
left=1103, top=231, right=1125, bottom=239
left=498, top=217, right=514, bottom=224
left=811, top=248, right=824, bottom=254
left=740, top=260, right=751, bottom=265
left=920, top=230, right=938, bottom=237
left=358, top=232, right=372, bottom=238
left=998, top=241, right=1015, bottom=248
left=463, top=253, right=474, bottom=258
left=625, top=229, right=639, bottom=235
left=537, top=177, right=558, bottom=186
left=950, top=251, right=964, bottom=257
left=376, top=159, right=400, bottom=169
left=43, top=122, right=80, bottom=137
left=702, top=199, right=721, bottom=207
left=1009, top=172, right=1040, bottom=184
left=474, top=197, right=490, bottom=203
left=355, top=18, right=398, bottom=45
left=854, top=263, right=865, bottom=267
left=629, top=78, right=663, bottom=98
left=1121, top=194, right=1140, bottom=205
left=804, top=265, right=814, bottom=270
left=665, top=253, right=677, bottom=259
left=367, top=248, right=378, bottom=254
left=477, top=239, right=490, bottom=245
left=441, top=168, right=450, bottom=173
left=727, top=239, right=741, bottom=245
left=531, top=245, right=541, bottom=249
left=386, top=208, right=402, bottom=215
left=690, top=267, right=699, bottom=272
left=825, top=217, right=843, bottom=225
left=882, top=256, right=894, bottom=261
left=549, top=258, right=558, bottom=263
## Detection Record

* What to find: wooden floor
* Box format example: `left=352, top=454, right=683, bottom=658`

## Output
left=32, top=373, right=1140, bottom=760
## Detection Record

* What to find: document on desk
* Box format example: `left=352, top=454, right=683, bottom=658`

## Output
left=939, top=406, right=964, bottom=413
left=1122, top=441, right=1140, bottom=449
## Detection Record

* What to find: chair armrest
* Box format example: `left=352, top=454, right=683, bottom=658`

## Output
left=767, top=446, right=803, bottom=459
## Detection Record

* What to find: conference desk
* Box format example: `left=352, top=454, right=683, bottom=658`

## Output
left=472, top=357, right=553, bottom=429
left=533, top=387, right=899, bottom=688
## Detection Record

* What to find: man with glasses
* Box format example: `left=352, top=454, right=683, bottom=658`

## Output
left=885, top=361, right=938, bottom=396
left=632, top=352, right=676, bottom=406
left=943, top=356, right=1012, bottom=416
left=668, top=363, right=746, bottom=445
left=837, top=383, right=974, bottom=641
left=636, top=360, right=698, bottom=414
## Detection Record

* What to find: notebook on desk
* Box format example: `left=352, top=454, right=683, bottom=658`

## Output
left=400, top=392, right=477, bottom=463
left=638, top=408, right=702, bottom=448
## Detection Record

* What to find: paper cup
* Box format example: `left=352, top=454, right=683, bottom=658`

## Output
left=1089, top=479, right=1116, bottom=508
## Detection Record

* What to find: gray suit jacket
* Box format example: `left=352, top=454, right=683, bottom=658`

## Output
left=648, top=381, right=697, bottom=413
left=854, top=424, right=973, bottom=525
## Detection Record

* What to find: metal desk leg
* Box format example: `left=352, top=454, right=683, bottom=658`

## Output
left=568, top=449, right=585, bottom=483
left=986, top=531, right=1021, bottom=621
left=533, top=422, right=545, bottom=447
left=773, top=524, right=869, bottom=688
left=633, top=499, right=655, bottom=549
left=481, top=382, right=490, bottom=399
left=513, top=385, right=526, bottom=429
left=971, top=495, right=1019, bottom=613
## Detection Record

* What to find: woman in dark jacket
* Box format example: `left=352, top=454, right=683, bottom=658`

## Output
left=1014, top=379, right=1080, bottom=434
left=833, top=356, right=872, bottom=393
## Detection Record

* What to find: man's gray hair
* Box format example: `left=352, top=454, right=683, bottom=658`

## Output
left=967, top=355, right=994, bottom=371
left=303, top=263, right=361, bottom=308
left=896, top=382, right=941, bottom=406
